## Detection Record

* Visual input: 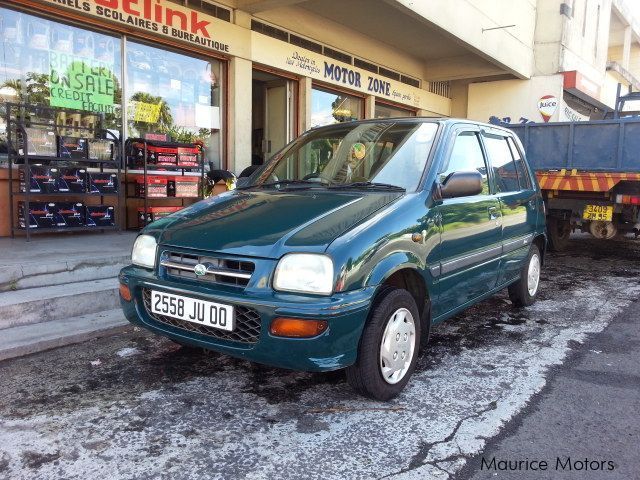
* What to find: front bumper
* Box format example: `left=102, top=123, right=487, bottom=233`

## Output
left=119, top=265, right=374, bottom=372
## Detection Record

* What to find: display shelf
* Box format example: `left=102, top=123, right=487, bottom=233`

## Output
left=13, top=192, right=120, bottom=197
left=124, top=137, right=205, bottom=230
left=6, top=102, right=122, bottom=241
left=12, top=225, right=119, bottom=235
left=13, top=155, right=120, bottom=165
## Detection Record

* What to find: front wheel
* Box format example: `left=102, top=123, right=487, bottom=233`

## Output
left=346, top=287, right=421, bottom=401
left=508, top=245, right=542, bottom=307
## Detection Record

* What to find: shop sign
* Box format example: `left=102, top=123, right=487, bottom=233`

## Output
left=537, top=95, right=558, bottom=122
left=49, top=51, right=116, bottom=113
left=253, top=32, right=450, bottom=115
left=39, top=0, right=250, bottom=58
left=560, top=104, right=589, bottom=122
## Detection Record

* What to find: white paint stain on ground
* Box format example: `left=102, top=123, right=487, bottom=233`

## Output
left=115, top=347, right=141, bottom=358
left=1, top=254, right=639, bottom=479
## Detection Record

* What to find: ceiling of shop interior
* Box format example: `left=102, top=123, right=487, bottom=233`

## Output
left=299, top=0, right=510, bottom=80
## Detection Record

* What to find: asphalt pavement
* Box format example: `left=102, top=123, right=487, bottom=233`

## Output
left=1, top=235, right=639, bottom=480
left=456, top=297, right=640, bottom=480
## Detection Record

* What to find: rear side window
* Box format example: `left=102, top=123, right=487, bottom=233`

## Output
left=483, top=135, right=519, bottom=193
left=507, top=137, right=532, bottom=190
left=439, top=131, right=489, bottom=195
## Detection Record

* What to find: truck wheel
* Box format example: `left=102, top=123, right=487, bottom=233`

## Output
left=547, top=217, right=570, bottom=251
left=346, top=287, right=421, bottom=401
left=508, top=245, right=541, bottom=307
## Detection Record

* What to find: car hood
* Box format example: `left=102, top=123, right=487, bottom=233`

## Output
left=152, top=189, right=402, bottom=258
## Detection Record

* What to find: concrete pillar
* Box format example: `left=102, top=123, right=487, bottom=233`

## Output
left=228, top=57, right=253, bottom=175
left=623, top=26, right=632, bottom=71
left=364, top=95, right=376, bottom=119
left=298, top=76, right=312, bottom=133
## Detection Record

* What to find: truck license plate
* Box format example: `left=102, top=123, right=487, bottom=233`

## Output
left=151, top=290, right=234, bottom=331
left=582, top=205, right=613, bottom=222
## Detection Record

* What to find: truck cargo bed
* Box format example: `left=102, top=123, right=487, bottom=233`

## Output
left=507, top=118, right=640, bottom=172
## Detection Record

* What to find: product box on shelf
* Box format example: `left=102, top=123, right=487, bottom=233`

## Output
left=88, top=139, right=115, bottom=162
left=153, top=146, right=178, bottom=167
left=88, top=172, right=118, bottom=194
left=56, top=202, right=85, bottom=227
left=16, top=127, right=57, bottom=158
left=58, top=136, right=89, bottom=159
left=135, top=175, right=168, bottom=197
left=173, top=176, right=200, bottom=197
left=177, top=146, right=199, bottom=168
left=57, top=168, right=87, bottom=193
left=137, top=206, right=182, bottom=227
left=18, top=201, right=63, bottom=229
left=85, top=205, right=116, bottom=227
left=19, top=166, right=59, bottom=193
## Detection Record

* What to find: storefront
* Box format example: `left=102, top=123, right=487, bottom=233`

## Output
left=0, top=0, right=451, bottom=237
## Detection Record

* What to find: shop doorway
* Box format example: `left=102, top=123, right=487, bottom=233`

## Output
left=251, top=70, right=296, bottom=166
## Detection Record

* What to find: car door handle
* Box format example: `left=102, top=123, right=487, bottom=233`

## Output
left=488, top=206, right=499, bottom=220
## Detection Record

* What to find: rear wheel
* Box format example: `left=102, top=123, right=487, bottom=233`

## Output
left=346, top=287, right=421, bottom=401
left=508, top=245, right=541, bottom=307
left=547, top=216, right=570, bottom=251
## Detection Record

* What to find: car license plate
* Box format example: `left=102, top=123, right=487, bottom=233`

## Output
left=582, top=204, right=613, bottom=221
left=151, top=290, right=234, bottom=331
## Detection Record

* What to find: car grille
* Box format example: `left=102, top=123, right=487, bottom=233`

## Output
left=160, top=251, right=255, bottom=288
left=141, top=288, right=262, bottom=344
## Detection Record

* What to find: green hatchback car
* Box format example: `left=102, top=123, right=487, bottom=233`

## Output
left=119, top=118, right=546, bottom=400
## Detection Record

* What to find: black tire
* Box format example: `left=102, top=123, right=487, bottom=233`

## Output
left=508, top=244, right=542, bottom=307
left=346, top=287, right=421, bottom=401
left=547, top=216, right=570, bottom=251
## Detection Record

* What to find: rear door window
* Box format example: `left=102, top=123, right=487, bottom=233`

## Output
left=507, top=137, right=533, bottom=190
left=483, top=135, right=520, bottom=193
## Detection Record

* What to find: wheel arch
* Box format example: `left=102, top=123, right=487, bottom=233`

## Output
left=366, top=257, right=432, bottom=346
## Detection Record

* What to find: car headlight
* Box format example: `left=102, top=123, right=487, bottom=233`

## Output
left=131, top=234, right=157, bottom=269
left=273, top=253, right=334, bottom=295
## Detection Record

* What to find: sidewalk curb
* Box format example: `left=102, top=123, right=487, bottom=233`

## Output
left=0, top=319, right=132, bottom=362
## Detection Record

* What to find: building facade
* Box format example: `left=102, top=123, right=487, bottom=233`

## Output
left=463, top=0, right=640, bottom=124
left=2, top=0, right=637, bottom=237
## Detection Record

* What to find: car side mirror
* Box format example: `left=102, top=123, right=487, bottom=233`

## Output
left=438, top=171, right=483, bottom=199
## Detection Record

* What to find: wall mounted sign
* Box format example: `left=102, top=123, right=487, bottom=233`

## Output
left=251, top=32, right=450, bottom=114
left=39, top=0, right=250, bottom=58
left=537, top=95, right=558, bottom=122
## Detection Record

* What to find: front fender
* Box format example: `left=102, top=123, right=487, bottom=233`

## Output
left=364, top=251, right=424, bottom=287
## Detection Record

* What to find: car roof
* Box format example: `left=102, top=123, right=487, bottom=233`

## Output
left=307, top=117, right=514, bottom=135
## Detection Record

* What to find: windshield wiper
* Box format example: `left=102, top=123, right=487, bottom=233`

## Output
left=328, top=181, right=406, bottom=191
left=238, top=179, right=322, bottom=190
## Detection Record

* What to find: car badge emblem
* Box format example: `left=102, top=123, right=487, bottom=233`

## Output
left=194, top=263, right=207, bottom=276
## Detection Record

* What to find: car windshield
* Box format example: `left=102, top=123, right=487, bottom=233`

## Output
left=243, top=121, right=439, bottom=191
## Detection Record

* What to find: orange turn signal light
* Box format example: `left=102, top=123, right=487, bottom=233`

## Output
left=119, top=283, right=132, bottom=302
left=270, top=318, right=328, bottom=338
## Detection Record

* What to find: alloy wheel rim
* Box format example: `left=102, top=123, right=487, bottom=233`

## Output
left=527, top=253, right=541, bottom=296
left=379, top=308, right=416, bottom=384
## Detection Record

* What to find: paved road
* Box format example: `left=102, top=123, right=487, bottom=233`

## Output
left=456, top=297, right=640, bottom=480
left=1, top=235, right=639, bottom=480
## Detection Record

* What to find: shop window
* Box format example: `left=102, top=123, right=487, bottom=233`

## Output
left=311, top=86, right=363, bottom=128
left=0, top=7, right=122, bottom=159
left=375, top=102, right=416, bottom=119
left=378, top=67, right=400, bottom=82
left=354, top=58, right=378, bottom=74
left=125, top=41, right=224, bottom=168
